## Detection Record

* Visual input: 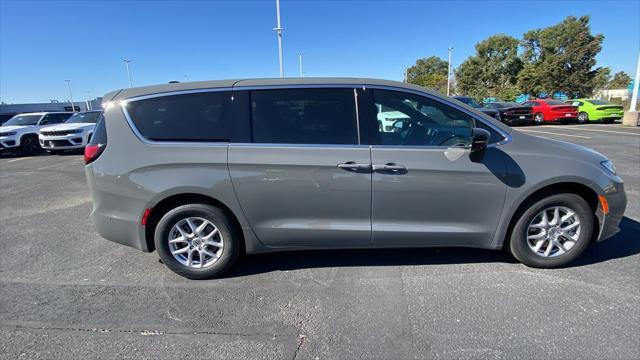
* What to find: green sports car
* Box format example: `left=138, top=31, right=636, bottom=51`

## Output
left=567, top=99, right=624, bottom=124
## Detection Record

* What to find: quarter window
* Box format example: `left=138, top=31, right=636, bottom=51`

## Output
left=250, top=88, right=358, bottom=145
left=125, top=91, right=232, bottom=141
left=371, top=89, right=473, bottom=147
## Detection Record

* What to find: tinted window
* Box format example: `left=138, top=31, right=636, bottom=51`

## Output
left=41, top=113, right=71, bottom=125
left=89, top=113, right=107, bottom=145
left=372, top=90, right=473, bottom=146
left=126, top=91, right=232, bottom=141
left=251, top=88, right=358, bottom=144
left=456, top=97, right=482, bottom=108
left=587, top=99, right=611, bottom=105
left=65, top=111, right=101, bottom=124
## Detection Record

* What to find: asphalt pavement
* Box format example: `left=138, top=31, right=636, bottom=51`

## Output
left=1, top=123, right=638, bottom=359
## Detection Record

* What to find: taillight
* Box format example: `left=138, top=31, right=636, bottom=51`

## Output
left=84, top=144, right=105, bottom=164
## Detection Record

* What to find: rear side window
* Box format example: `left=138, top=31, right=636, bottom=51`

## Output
left=250, top=88, right=358, bottom=145
left=89, top=113, right=107, bottom=145
left=125, top=91, right=232, bottom=141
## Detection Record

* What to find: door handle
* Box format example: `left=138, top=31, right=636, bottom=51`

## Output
left=372, top=163, right=407, bottom=173
left=337, top=161, right=372, bottom=172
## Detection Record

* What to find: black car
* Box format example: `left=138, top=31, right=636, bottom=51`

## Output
left=452, top=96, right=500, bottom=120
left=484, top=102, right=534, bottom=126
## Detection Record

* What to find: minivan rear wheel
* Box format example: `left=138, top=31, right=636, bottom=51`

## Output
left=509, top=193, right=593, bottom=268
left=154, top=204, right=239, bottom=279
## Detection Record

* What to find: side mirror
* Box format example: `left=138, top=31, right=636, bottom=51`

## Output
left=470, top=128, right=490, bottom=153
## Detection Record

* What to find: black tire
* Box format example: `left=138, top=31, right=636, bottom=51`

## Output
left=509, top=193, right=594, bottom=268
left=154, top=204, right=240, bottom=279
left=19, top=135, right=41, bottom=155
left=534, top=113, right=544, bottom=125
left=577, top=112, right=588, bottom=124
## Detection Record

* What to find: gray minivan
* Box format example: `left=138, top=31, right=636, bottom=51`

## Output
left=85, top=78, right=626, bottom=279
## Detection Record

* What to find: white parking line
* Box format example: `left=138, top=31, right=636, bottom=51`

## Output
left=539, top=126, right=639, bottom=136
left=6, top=158, right=28, bottom=163
left=516, top=129, right=591, bottom=139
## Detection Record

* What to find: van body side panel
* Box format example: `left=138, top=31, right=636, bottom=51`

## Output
left=370, top=147, right=507, bottom=247
left=88, top=106, right=249, bottom=252
left=228, top=145, right=372, bottom=247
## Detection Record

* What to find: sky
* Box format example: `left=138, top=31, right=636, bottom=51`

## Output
left=0, top=0, right=638, bottom=104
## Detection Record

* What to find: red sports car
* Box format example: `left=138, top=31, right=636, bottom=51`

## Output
left=521, top=99, right=578, bottom=124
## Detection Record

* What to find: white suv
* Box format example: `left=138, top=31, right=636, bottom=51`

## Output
left=0, top=112, right=73, bottom=154
left=39, top=111, right=102, bottom=152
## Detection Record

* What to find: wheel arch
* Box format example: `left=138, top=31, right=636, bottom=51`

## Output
left=19, top=132, right=39, bottom=141
left=501, top=181, right=600, bottom=249
left=144, top=193, right=245, bottom=253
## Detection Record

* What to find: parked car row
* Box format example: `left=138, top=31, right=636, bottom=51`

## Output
left=452, top=96, right=623, bottom=126
left=0, top=110, right=101, bottom=155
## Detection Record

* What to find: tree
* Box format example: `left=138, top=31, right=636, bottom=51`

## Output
left=455, top=34, right=522, bottom=100
left=518, top=16, right=604, bottom=97
left=609, top=71, right=632, bottom=88
left=592, top=67, right=612, bottom=92
left=406, top=56, right=449, bottom=94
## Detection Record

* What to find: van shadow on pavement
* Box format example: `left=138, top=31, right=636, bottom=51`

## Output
left=226, top=216, right=640, bottom=277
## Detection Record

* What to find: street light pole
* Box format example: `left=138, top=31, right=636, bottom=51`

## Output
left=86, top=91, right=92, bottom=110
left=123, top=59, right=133, bottom=88
left=447, top=47, right=453, bottom=96
left=273, top=0, right=284, bottom=78
left=298, top=52, right=304, bottom=77
left=623, top=53, right=640, bottom=126
left=64, top=80, right=76, bottom=112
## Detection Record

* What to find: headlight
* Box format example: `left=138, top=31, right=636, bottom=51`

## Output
left=69, top=129, right=84, bottom=134
left=0, top=131, right=17, bottom=137
left=601, top=160, right=616, bottom=175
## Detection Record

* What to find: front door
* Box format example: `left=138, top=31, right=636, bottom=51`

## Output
left=229, top=87, right=372, bottom=247
left=366, top=89, right=507, bottom=247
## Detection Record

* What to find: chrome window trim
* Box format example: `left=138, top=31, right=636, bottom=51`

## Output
left=118, top=83, right=511, bottom=148
left=230, top=143, right=370, bottom=149
left=353, top=88, right=361, bottom=145
left=233, top=84, right=360, bottom=91
left=120, top=87, right=234, bottom=103
left=120, top=88, right=234, bottom=146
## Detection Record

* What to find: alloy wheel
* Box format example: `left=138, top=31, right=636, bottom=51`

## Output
left=168, top=217, right=224, bottom=268
left=534, top=113, right=544, bottom=124
left=578, top=112, right=588, bottom=123
left=526, top=206, right=581, bottom=258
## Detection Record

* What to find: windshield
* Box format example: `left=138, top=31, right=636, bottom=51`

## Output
left=4, top=114, right=42, bottom=126
left=456, top=97, right=482, bottom=108
left=545, top=100, right=566, bottom=105
left=587, top=99, right=612, bottom=105
left=65, top=111, right=102, bottom=124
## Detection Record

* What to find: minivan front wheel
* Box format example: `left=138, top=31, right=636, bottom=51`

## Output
left=509, top=193, right=593, bottom=268
left=154, top=204, right=239, bottom=279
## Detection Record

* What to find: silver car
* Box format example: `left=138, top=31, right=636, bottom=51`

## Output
left=85, top=78, right=626, bottom=279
